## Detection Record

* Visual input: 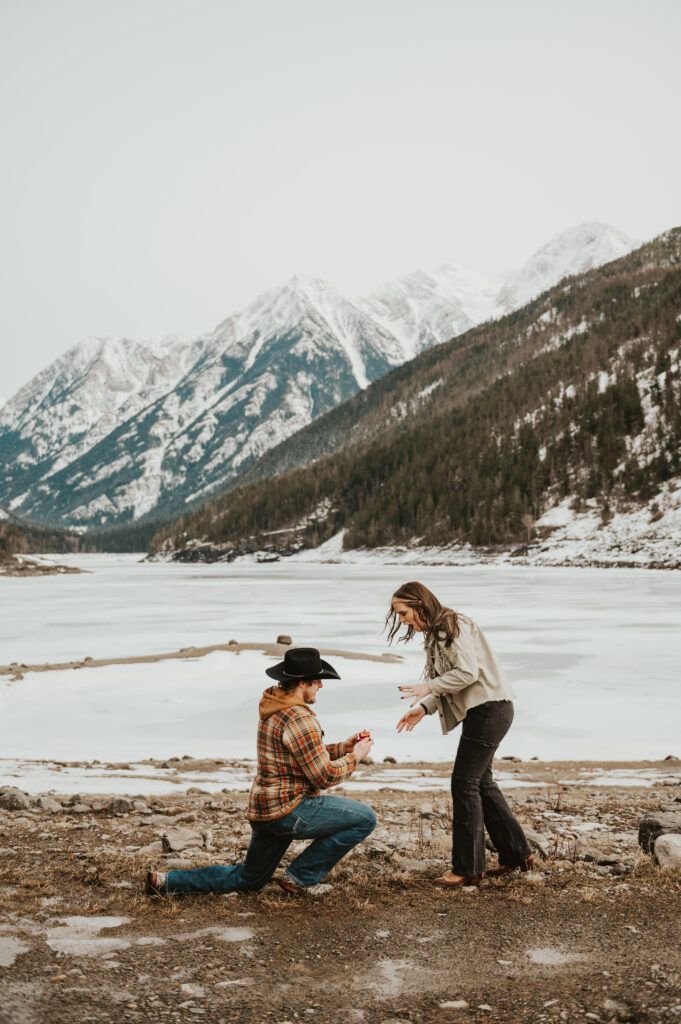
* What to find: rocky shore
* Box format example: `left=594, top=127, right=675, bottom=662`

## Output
left=0, top=759, right=679, bottom=1023
left=0, top=552, right=84, bottom=577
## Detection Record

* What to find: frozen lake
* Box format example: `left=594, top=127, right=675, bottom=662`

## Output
left=0, top=554, right=679, bottom=763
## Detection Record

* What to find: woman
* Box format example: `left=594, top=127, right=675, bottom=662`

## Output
left=388, top=581, right=533, bottom=887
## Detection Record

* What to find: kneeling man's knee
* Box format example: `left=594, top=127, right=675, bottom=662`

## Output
left=361, top=806, right=377, bottom=834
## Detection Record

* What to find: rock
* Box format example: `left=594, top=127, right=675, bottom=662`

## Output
left=360, top=756, right=374, bottom=765
left=180, top=983, right=205, bottom=998
left=164, top=858, right=193, bottom=869
left=161, top=827, right=205, bottom=852
left=202, top=829, right=214, bottom=849
left=137, top=841, right=165, bottom=856
left=501, top=755, right=522, bottom=762
left=419, top=803, right=436, bottom=819
left=276, top=634, right=292, bottom=645
left=523, top=828, right=550, bottom=859
left=439, top=1001, right=469, bottom=1009
left=383, top=756, right=397, bottom=764
left=664, top=754, right=679, bottom=760
left=393, top=855, right=430, bottom=873
left=602, top=997, right=633, bottom=1020
left=69, top=803, right=91, bottom=814
left=0, top=789, right=32, bottom=811
left=36, top=796, right=62, bottom=813
left=186, top=788, right=209, bottom=796
left=638, top=810, right=681, bottom=852
left=108, top=797, right=135, bottom=815
left=653, top=833, right=681, bottom=869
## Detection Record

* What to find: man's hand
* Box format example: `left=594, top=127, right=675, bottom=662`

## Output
left=399, top=682, right=432, bottom=706
left=396, top=705, right=426, bottom=733
left=342, top=730, right=371, bottom=753
left=352, top=736, right=374, bottom=762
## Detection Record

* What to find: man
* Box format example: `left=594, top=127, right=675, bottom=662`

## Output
left=146, top=647, right=376, bottom=896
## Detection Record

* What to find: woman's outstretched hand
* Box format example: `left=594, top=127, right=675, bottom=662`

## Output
left=396, top=705, right=426, bottom=733
left=399, top=682, right=431, bottom=706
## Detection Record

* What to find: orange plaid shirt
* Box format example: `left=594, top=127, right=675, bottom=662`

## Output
left=247, top=690, right=357, bottom=822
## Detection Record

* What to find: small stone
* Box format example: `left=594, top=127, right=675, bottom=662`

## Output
left=478, top=1006, right=492, bottom=1012
left=180, top=984, right=205, bottom=998
left=602, top=998, right=632, bottom=1020
left=439, top=1000, right=469, bottom=1009
left=136, top=841, right=165, bottom=856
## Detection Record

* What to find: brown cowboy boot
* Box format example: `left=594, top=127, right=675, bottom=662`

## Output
left=485, top=854, right=534, bottom=878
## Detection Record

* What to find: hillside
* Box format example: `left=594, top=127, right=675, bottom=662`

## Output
left=149, top=228, right=681, bottom=565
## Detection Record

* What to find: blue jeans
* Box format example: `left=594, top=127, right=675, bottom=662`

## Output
left=166, top=795, right=377, bottom=894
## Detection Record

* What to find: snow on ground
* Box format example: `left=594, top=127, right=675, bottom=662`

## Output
left=288, top=482, right=681, bottom=569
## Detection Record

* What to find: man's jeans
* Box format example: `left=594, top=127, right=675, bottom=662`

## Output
left=451, top=700, right=532, bottom=877
left=166, top=795, right=377, bottom=894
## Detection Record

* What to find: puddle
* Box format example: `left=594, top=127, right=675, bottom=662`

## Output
left=372, top=958, right=412, bottom=998
left=527, top=947, right=584, bottom=966
left=178, top=926, right=254, bottom=944
left=46, top=916, right=131, bottom=957
left=0, top=937, right=29, bottom=968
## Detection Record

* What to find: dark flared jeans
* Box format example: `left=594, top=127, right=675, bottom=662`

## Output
left=451, top=700, right=532, bottom=877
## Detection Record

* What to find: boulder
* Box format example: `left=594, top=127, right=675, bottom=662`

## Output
left=383, top=756, right=397, bottom=764
left=0, top=789, right=32, bottom=811
left=36, top=796, right=62, bottom=813
left=108, top=797, right=135, bottom=815
left=638, top=810, right=681, bottom=853
left=653, top=833, right=681, bottom=870
left=276, top=635, right=292, bottom=645
left=161, top=827, right=205, bottom=853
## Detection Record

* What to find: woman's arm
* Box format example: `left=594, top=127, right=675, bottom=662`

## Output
left=428, top=625, right=479, bottom=696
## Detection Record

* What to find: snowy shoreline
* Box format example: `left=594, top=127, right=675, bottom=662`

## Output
left=1, top=756, right=680, bottom=797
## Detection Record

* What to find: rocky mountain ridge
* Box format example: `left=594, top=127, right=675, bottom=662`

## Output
left=0, top=222, right=639, bottom=528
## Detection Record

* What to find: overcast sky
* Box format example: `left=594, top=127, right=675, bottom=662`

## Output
left=1, top=0, right=680, bottom=397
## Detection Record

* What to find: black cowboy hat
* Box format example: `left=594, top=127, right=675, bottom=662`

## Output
left=265, top=647, right=340, bottom=683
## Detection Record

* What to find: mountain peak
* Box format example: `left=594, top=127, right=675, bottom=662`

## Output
left=497, top=221, right=640, bottom=311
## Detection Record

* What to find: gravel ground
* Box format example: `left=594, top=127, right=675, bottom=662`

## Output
left=1, top=760, right=680, bottom=1024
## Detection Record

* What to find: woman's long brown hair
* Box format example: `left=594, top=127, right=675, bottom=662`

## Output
left=385, top=581, right=460, bottom=646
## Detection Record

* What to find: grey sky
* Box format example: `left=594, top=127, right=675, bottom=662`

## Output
left=1, top=0, right=680, bottom=398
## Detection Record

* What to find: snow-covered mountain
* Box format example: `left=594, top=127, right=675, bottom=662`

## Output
left=0, top=334, right=204, bottom=480
left=359, top=223, right=639, bottom=356
left=496, top=222, right=639, bottom=312
left=0, top=276, right=401, bottom=525
left=357, top=264, right=498, bottom=360
left=0, top=222, right=642, bottom=529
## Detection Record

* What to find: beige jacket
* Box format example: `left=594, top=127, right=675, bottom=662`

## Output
left=419, top=614, right=515, bottom=734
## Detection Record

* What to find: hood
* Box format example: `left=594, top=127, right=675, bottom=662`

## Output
left=258, top=685, right=314, bottom=721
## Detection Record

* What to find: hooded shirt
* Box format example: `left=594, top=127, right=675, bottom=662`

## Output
left=247, top=685, right=357, bottom=822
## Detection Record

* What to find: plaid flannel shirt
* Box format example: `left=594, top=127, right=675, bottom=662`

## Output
left=247, top=704, right=357, bottom=821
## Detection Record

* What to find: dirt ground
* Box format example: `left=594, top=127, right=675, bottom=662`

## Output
left=1, top=760, right=680, bottom=1024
